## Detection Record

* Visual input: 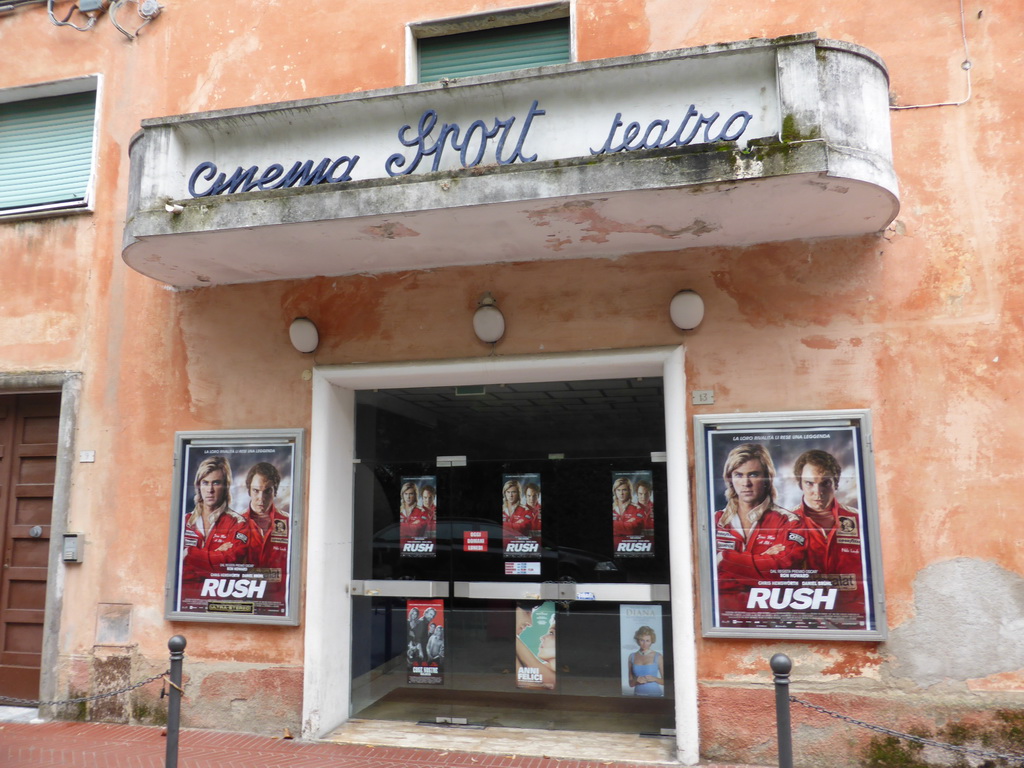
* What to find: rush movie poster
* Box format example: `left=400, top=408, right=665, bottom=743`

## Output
left=515, top=601, right=556, bottom=690
left=172, top=436, right=297, bottom=621
left=399, top=475, right=438, bottom=558
left=502, top=474, right=542, bottom=559
left=619, top=605, right=665, bottom=697
left=611, top=471, right=655, bottom=558
left=702, top=422, right=876, bottom=634
left=407, top=599, right=445, bottom=685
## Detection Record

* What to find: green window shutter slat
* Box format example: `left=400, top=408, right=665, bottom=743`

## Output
left=419, top=18, right=570, bottom=82
left=0, top=90, right=96, bottom=211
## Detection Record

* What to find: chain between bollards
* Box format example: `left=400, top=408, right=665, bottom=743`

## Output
left=771, top=653, right=793, bottom=768
left=165, top=635, right=186, bottom=768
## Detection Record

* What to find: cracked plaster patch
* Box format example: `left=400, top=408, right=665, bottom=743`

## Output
left=526, top=199, right=720, bottom=248
left=886, top=558, right=1024, bottom=687
left=360, top=221, right=421, bottom=239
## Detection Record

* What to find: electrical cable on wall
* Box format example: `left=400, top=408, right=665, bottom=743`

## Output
left=891, top=0, right=973, bottom=109
left=41, top=0, right=161, bottom=37
left=47, top=0, right=97, bottom=31
left=110, top=0, right=161, bottom=40
left=0, top=0, right=47, bottom=14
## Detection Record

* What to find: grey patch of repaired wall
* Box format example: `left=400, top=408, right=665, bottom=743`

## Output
left=887, top=558, right=1024, bottom=686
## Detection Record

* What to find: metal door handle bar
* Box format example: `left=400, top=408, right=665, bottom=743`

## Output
left=453, top=582, right=549, bottom=600
left=453, top=582, right=670, bottom=602
left=571, top=583, right=670, bottom=602
left=348, top=581, right=669, bottom=601
left=349, top=580, right=450, bottom=598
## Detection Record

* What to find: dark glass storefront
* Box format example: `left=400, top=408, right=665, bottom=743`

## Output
left=349, top=378, right=674, bottom=733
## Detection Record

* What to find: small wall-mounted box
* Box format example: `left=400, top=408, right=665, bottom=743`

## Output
left=63, top=533, right=84, bottom=563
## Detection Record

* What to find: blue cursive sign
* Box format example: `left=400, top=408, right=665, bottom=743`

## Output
left=590, top=106, right=752, bottom=155
left=184, top=99, right=755, bottom=199
left=188, top=156, right=360, bottom=197
left=385, top=100, right=546, bottom=176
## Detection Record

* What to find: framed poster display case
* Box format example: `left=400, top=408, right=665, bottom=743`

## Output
left=165, top=429, right=305, bottom=625
left=694, top=410, right=885, bottom=640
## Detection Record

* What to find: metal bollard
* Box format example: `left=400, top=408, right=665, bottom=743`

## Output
left=771, top=653, right=793, bottom=768
left=166, top=635, right=186, bottom=768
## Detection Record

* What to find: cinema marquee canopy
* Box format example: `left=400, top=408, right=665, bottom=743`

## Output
left=123, top=33, right=899, bottom=288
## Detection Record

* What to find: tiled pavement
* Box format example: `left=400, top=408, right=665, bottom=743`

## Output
left=0, top=716, right=774, bottom=768
left=0, top=718, right=768, bottom=768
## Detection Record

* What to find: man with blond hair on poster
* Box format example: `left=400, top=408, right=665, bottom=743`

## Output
left=180, top=455, right=250, bottom=609
left=714, top=443, right=805, bottom=619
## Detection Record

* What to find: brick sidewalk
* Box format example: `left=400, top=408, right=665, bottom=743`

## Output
left=0, top=720, right=687, bottom=768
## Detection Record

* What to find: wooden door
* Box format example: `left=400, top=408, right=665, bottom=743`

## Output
left=0, top=392, right=60, bottom=701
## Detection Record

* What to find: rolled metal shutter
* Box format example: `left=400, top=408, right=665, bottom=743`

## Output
left=0, top=90, right=96, bottom=212
left=419, top=18, right=570, bottom=82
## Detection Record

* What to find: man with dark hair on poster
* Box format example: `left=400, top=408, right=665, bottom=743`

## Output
left=407, top=606, right=422, bottom=662
left=244, top=461, right=290, bottom=609
left=635, top=478, right=655, bottom=534
left=180, top=455, right=250, bottom=606
left=427, top=623, right=444, bottom=663
left=413, top=606, right=436, bottom=660
left=792, top=449, right=866, bottom=622
left=420, top=484, right=437, bottom=538
left=523, top=482, right=542, bottom=516
left=408, top=605, right=434, bottom=662
left=714, top=443, right=805, bottom=615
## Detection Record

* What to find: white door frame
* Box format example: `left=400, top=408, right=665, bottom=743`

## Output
left=301, top=346, right=699, bottom=764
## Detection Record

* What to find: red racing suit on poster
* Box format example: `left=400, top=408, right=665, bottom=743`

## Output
left=180, top=506, right=250, bottom=608
left=797, top=499, right=866, bottom=624
left=612, top=503, right=646, bottom=544
left=422, top=502, right=437, bottom=537
left=639, top=500, right=654, bottom=532
left=400, top=506, right=435, bottom=556
left=245, top=504, right=290, bottom=610
left=401, top=506, right=430, bottom=538
left=613, top=503, right=654, bottom=556
left=714, top=506, right=806, bottom=617
left=503, top=505, right=541, bottom=556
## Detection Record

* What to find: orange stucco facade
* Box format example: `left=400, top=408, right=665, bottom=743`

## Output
left=1, top=1, right=1021, bottom=766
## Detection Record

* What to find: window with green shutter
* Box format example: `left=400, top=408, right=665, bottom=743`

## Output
left=0, top=89, right=97, bottom=216
left=418, top=17, right=571, bottom=83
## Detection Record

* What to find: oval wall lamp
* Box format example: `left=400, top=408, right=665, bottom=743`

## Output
left=289, top=317, right=319, bottom=353
left=669, top=290, right=705, bottom=330
left=473, top=292, right=505, bottom=343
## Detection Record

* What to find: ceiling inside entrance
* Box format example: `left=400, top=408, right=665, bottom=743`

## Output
left=357, top=377, right=666, bottom=462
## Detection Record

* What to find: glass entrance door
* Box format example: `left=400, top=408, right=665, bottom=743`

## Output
left=349, top=378, right=674, bottom=734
